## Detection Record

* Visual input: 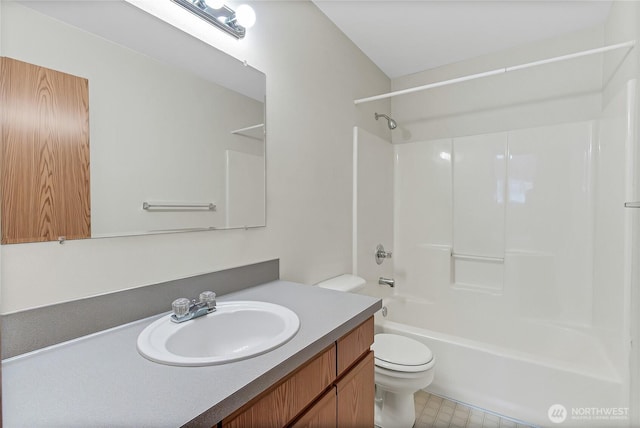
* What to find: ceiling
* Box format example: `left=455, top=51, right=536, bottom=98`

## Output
left=313, top=1, right=613, bottom=79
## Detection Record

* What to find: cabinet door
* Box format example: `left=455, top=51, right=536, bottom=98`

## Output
left=223, top=345, right=336, bottom=428
left=336, top=351, right=374, bottom=428
left=290, top=387, right=336, bottom=428
left=1, top=57, right=90, bottom=244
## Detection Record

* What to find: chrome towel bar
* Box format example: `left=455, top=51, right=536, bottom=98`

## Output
left=143, top=202, right=216, bottom=211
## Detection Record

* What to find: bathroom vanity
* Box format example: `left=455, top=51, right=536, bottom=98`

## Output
left=2, top=280, right=380, bottom=427
left=223, top=317, right=374, bottom=427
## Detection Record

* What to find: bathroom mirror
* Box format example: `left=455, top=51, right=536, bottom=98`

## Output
left=1, top=1, right=266, bottom=238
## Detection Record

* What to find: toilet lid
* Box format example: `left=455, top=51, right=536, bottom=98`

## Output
left=372, top=333, right=433, bottom=370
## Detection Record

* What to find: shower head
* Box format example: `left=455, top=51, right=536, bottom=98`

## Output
left=375, top=112, right=397, bottom=130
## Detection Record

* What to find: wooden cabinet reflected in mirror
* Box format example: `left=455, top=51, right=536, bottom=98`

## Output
left=1, top=57, right=91, bottom=244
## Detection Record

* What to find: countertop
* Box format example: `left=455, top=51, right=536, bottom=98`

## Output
left=2, top=280, right=381, bottom=427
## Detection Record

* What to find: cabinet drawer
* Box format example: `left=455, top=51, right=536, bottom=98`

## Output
left=336, top=351, right=375, bottom=428
left=222, top=345, right=337, bottom=428
left=289, top=387, right=337, bottom=428
left=336, top=317, right=374, bottom=375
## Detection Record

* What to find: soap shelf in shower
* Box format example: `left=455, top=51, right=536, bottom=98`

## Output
left=451, top=253, right=505, bottom=263
left=625, top=202, right=640, bottom=208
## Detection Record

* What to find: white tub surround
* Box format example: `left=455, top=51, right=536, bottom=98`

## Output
left=354, top=24, right=636, bottom=421
left=372, top=295, right=625, bottom=427
left=452, top=132, right=507, bottom=292
left=2, top=281, right=381, bottom=427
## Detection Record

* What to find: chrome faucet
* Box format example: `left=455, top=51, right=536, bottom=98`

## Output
left=378, top=277, right=395, bottom=288
left=171, top=291, right=217, bottom=323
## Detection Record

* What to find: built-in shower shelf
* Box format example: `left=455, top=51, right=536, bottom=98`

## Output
left=625, top=202, right=640, bottom=208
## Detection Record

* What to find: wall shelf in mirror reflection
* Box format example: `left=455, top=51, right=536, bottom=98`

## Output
left=1, top=1, right=266, bottom=243
left=231, top=123, right=265, bottom=137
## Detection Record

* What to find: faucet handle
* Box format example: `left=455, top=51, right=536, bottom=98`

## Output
left=199, top=291, right=217, bottom=310
left=375, top=244, right=393, bottom=265
left=172, top=298, right=191, bottom=318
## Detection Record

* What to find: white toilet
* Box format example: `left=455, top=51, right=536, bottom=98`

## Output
left=316, top=274, right=436, bottom=428
left=372, top=333, right=435, bottom=428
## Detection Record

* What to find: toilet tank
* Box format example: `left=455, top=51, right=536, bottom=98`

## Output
left=316, top=274, right=366, bottom=292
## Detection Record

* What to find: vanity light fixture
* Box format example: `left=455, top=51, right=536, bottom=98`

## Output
left=171, top=0, right=256, bottom=39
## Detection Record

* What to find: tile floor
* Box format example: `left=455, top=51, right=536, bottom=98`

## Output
left=413, top=391, right=534, bottom=428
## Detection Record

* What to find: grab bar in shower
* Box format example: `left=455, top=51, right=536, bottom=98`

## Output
left=451, top=253, right=505, bottom=263
left=625, top=202, right=640, bottom=208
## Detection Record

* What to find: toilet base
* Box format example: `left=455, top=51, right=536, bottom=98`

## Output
left=374, top=387, right=416, bottom=428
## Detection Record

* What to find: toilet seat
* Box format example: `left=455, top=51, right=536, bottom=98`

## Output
left=373, top=333, right=434, bottom=373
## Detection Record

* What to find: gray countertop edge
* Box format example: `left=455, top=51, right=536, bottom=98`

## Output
left=2, top=280, right=382, bottom=428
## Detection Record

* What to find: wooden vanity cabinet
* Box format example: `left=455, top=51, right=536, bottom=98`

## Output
left=222, top=345, right=337, bottom=428
left=221, top=317, right=374, bottom=428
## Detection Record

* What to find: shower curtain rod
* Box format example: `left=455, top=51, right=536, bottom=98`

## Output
left=354, top=40, right=636, bottom=105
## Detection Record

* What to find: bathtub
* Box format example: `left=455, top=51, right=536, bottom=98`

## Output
left=365, top=291, right=628, bottom=427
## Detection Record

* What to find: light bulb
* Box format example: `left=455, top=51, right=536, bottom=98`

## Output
left=235, top=4, right=256, bottom=28
left=208, top=0, right=225, bottom=9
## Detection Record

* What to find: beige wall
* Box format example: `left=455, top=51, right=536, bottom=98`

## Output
left=0, top=1, right=390, bottom=313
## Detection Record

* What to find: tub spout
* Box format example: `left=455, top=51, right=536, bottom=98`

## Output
left=378, top=277, right=395, bottom=288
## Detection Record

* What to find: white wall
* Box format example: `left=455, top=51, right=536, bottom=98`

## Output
left=391, top=25, right=604, bottom=143
left=0, top=1, right=391, bottom=313
left=389, top=25, right=609, bottom=317
left=384, top=12, right=637, bottom=420
left=388, top=11, right=639, bottom=325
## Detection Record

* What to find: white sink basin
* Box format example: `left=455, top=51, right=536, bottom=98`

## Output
left=137, top=301, right=300, bottom=366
